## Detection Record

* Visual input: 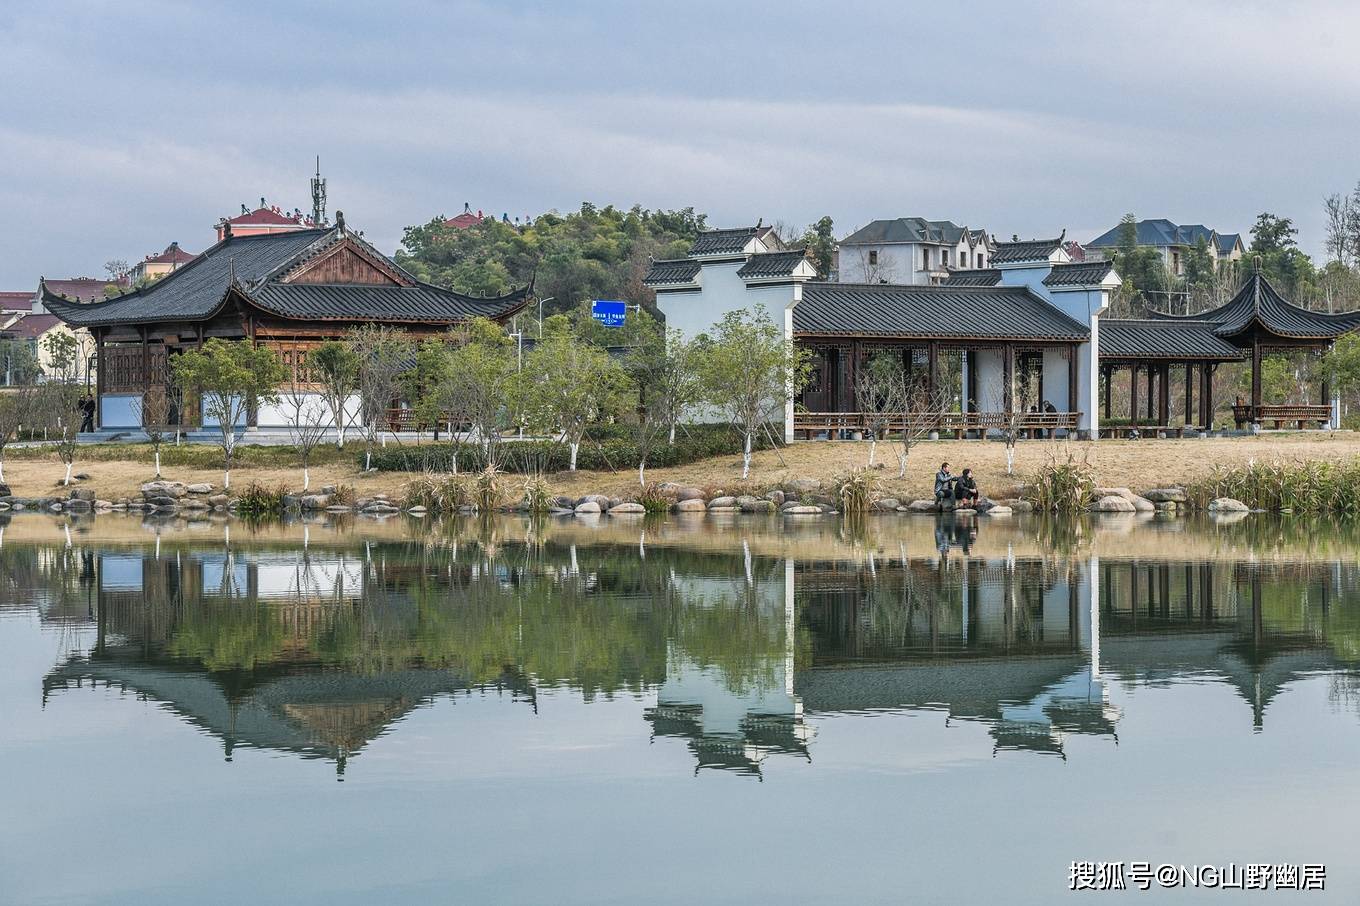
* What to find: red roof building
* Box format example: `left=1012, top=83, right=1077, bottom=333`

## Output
left=216, top=198, right=317, bottom=241
left=444, top=203, right=484, bottom=230
left=128, top=242, right=198, bottom=284
left=0, top=291, right=33, bottom=313
left=39, top=278, right=111, bottom=304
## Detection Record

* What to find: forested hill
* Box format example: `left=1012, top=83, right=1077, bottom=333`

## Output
left=395, top=204, right=708, bottom=316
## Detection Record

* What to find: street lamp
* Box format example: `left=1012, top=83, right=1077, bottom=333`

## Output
left=536, top=297, right=555, bottom=338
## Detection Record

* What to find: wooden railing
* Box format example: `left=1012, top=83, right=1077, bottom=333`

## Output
left=792, top=411, right=1079, bottom=439
left=1232, top=404, right=1331, bottom=429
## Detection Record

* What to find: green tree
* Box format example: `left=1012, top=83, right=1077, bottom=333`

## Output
left=347, top=326, right=414, bottom=471
left=307, top=341, right=360, bottom=448
left=0, top=338, right=39, bottom=386
left=172, top=340, right=287, bottom=489
left=699, top=305, right=812, bottom=479
left=802, top=215, right=835, bottom=279
left=40, top=331, right=78, bottom=384
left=1249, top=213, right=1298, bottom=255
left=523, top=333, right=628, bottom=471
left=440, top=319, right=520, bottom=469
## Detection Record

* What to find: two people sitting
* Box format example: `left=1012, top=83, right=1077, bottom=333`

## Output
left=934, top=462, right=980, bottom=507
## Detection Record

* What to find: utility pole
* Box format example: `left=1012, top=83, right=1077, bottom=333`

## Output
left=311, top=157, right=327, bottom=227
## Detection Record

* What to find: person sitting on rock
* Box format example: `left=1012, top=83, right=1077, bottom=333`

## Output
left=953, top=468, right=980, bottom=506
left=934, top=462, right=955, bottom=502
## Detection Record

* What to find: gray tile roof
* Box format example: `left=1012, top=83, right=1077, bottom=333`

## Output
left=736, top=250, right=809, bottom=279
left=793, top=283, right=1088, bottom=341
left=1086, top=218, right=1241, bottom=254
left=41, top=227, right=528, bottom=328
left=1042, top=260, right=1116, bottom=287
left=942, top=269, right=1001, bottom=287
left=690, top=227, right=761, bottom=257
left=991, top=237, right=1064, bottom=265
left=642, top=258, right=701, bottom=286
left=1147, top=270, right=1360, bottom=340
left=841, top=217, right=978, bottom=246
left=1098, top=319, right=1246, bottom=361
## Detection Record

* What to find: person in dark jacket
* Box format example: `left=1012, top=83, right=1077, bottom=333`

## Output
left=78, top=395, right=96, bottom=432
left=953, top=468, right=980, bottom=506
left=934, top=463, right=956, bottom=502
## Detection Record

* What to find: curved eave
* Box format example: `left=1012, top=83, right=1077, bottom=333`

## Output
left=793, top=329, right=1086, bottom=343
left=41, top=281, right=234, bottom=328
left=237, top=283, right=533, bottom=324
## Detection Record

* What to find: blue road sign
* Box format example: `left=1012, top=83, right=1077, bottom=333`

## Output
left=591, top=300, right=627, bottom=327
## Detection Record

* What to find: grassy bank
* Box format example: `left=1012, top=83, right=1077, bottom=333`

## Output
left=2, top=433, right=1359, bottom=506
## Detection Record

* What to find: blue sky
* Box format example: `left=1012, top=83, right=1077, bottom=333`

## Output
left=2, top=0, right=1356, bottom=286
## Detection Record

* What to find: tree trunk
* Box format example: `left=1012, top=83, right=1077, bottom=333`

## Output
left=63, top=462, right=72, bottom=486
left=0, top=456, right=5, bottom=483
left=1006, top=444, right=1015, bottom=476
left=897, top=451, right=907, bottom=479
left=452, top=451, right=458, bottom=475
left=868, top=438, right=877, bottom=467
left=303, top=466, right=310, bottom=492
left=569, top=440, right=579, bottom=471
left=223, top=468, right=231, bottom=490
left=154, top=449, right=161, bottom=478
left=365, top=448, right=372, bottom=471
left=742, top=432, right=752, bottom=479
left=638, top=460, right=646, bottom=487
left=668, top=423, right=676, bottom=445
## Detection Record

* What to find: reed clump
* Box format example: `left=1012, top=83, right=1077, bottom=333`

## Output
left=401, top=473, right=469, bottom=512
left=236, top=481, right=289, bottom=518
left=835, top=468, right=878, bottom=514
left=1188, top=459, right=1360, bottom=516
left=522, top=475, right=554, bottom=513
left=638, top=483, right=676, bottom=513
left=1029, top=451, right=1097, bottom=516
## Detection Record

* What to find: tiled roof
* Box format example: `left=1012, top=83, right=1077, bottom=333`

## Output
left=1147, top=270, right=1360, bottom=340
left=1043, top=260, right=1116, bottom=287
left=736, top=250, right=810, bottom=279
left=1098, top=319, right=1245, bottom=361
left=642, top=258, right=701, bottom=286
left=1216, top=233, right=1242, bottom=254
left=0, top=291, right=33, bottom=311
left=942, top=269, right=1001, bottom=287
left=143, top=242, right=196, bottom=265
left=444, top=212, right=482, bottom=229
left=226, top=206, right=306, bottom=226
left=42, top=226, right=528, bottom=328
left=1086, top=218, right=1240, bottom=253
left=40, top=278, right=110, bottom=303
left=991, top=237, right=1064, bottom=265
left=793, top=283, right=1088, bottom=341
left=842, top=218, right=977, bottom=246
left=690, top=227, right=763, bottom=257
left=2, top=314, right=61, bottom=339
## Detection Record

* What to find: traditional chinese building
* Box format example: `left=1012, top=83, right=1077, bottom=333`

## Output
left=41, top=215, right=529, bottom=429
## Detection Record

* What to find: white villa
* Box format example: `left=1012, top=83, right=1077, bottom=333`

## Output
left=837, top=217, right=995, bottom=285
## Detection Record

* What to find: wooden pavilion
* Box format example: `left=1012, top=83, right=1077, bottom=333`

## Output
left=41, top=215, right=530, bottom=429
left=1146, top=261, right=1360, bottom=429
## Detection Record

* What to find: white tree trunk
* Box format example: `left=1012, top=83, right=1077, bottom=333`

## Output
left=1006, top=445, right=1015, bottom=476
left=452, top=451, right=458, bottom=475
left=668, top=423, right=676, bottom=445
left=0, top=457, right=5, bottom=483
left=569, top=440, right=579, bottom=471
left=868, top=438, right=877, bottom=467
left=223, top=468, right=231, bottom=490
left=638, top=461, right=646, bottom=487
left=365, top=449, right=372, bottom=471
left=154, top=449, right=161, bottom=478
left=303, top=466, right=310, bottom=492
left=741, top=432, right=752, bottom=479
left=897, top=451, right=908, bottom=479
left=63, top=462, right=72, bottom=486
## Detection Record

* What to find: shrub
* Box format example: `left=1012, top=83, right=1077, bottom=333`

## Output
left=362, top=423, right=785, bottom=474
left=330, top=483, right=356, bottom=507
left=402, top=473, right=468, bottom=512
left=473, top=467, right=502, bottom=513
left=522, top=475, right=553, bottom=513
left=835, top=468, right=878, bottom=514
left=638, top=483, right=676, bottom=513
left=1029, top=451, right=1097, bottom=516
left=236, top=481, right=288, bottom=518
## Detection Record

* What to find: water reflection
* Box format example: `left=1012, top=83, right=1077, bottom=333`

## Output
left=5, top=514, right=1359, bottom=779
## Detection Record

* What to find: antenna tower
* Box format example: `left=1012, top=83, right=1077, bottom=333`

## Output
left=311, top=156, right=328, bottom=226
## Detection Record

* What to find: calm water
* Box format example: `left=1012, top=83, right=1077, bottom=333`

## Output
left=2, top=511, right=1359, bottom=904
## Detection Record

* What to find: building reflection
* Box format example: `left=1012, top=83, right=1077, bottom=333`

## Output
left=12, top=521, right=1360, bottom=777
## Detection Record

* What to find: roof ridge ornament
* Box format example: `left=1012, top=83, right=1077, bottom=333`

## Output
left=336, top=211, right=346, bottom=235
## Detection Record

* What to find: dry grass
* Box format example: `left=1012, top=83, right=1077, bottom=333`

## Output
left=3, top=432, right=1360, bottom=502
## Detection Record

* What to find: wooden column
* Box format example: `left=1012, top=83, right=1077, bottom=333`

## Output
left=1102, top=365, right=1113, bottom=418
left=1129, top=365, right=1140, bottom=425
left=1157, top=364, right=1170, bottom=427
left=927, top=340, right=939, bottom=402
left=1201, top=364, right=1215, bottom=430
left=1002, top=343, right=1014, bottom=414
left=1067, top=343, right=1079, bottom=418
left=1250, top=338, right=1263, bottom=419
left=1146, top=365, right=1155, bottom=421
left=1185, top=364, right=1195, bottom=425
left=966, top=350, right=977, bottom=413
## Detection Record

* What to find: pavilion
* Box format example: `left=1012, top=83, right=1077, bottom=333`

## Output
left=1146, top=261, right=1360, bottom=429
left=40, top=215, right=530, bottom=430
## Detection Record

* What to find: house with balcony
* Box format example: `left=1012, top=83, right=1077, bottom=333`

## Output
left=836, top=217, right=995, bottom=285
left=1084, top=218, right=1244, bottom=276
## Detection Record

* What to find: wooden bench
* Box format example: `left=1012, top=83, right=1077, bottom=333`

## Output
left=792, top=411, right=1080, bottom=440
left=1232, top=404, right=1331, bottom=430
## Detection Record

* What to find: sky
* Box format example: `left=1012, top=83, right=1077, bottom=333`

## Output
left=2, top=0, right=1358, bottom=287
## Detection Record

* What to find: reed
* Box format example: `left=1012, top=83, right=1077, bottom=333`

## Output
left=473, top=467, right=502, bottom=514
left=638, top=483, right=676, bottom=513
left=1029, top=451, right=1097, bottom=516
left=235, top=481, right=288, bottom=518
left=522, top=475, right=554, bottom=513
left=401, top=473, right=468, bottom=512
left=1188, top=459, right=1360, bottom=516
left=835, top=468, right=878, bottom=514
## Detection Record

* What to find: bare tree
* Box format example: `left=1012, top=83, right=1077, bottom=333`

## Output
left=131, top=386, right=171, bottom=478
left=854, top=352, right=909, bottom=468
left=280, top=382, right=330, bottom=492
left=0, top=384, right=39, bottom=485
left=889, top=374, right=950, bottom=479
left=857, top=247, right=897, bottom=284
left=1001, top=368, right=1036, bottom=477
left=348, top=326, right=413, bottom=471
left=1323, top=192, right=1355, bottom=267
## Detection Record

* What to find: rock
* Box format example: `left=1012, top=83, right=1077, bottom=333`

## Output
left=180, top=498, right=209, bottom=510
left=907, top=499, right=937, bottom=512
left=1091, top=495, right=1136, bottom=513
left=186, top=483, right=213, bottom=495
left=140, top=480, right=187, bottom=499
left=735, top=494, right=760, bottom=510
left=207, top=494, right=230, bottom=507
left=49, top=502, right=63, bottom=512
left=1208, top=497, right=1249, bottom=513
left=708, top=496, right=737, bottom=508
left=578, top=494, right=610, bottom=507
left=608, top=502, right=646, bottom=514
left=325, top=505, right=353, bottom=513
left=1142, top=487, right=1186, bottom=503
left=0, top=482, right=9, bottom=497
left=872, top=498, right=901, bottom=512
left=786, top=478, right=821, bottom=494
left=707, top=505, right=741, bottom=514
left=549, top=507, right=575, bottom=515
left=73, top=472, right=90, bottom=480
left=983, top=505, right=1013, bottom=516
left=953, top=507, right=977, bottom=515
left=782, top=505, right=823, bottom=515
left=1093, top=487, right=1132, bottom=500
left=674, top=498, right=708, bottom=513
left=676, top=487, right=705, bottom=501
left=282, top=494, right=301, bottom=510
left=574, top=500, right=602, bottom=514
left=766, top=490, right=785, bottom=507
left=1127, top=495, right=1155, bottom=513
left=300, top=494, right=331, bottom=510
left=320, top=485, right=336, bottom=495
left=553, top=496, right=576, bottom=510
left=65, top=499, right=92, bottom=512
left=1006, top=499, right=1035, bottom=513
left=69, top=487, right=96, bottom=501
left=406, top=505, right=428, bottom=515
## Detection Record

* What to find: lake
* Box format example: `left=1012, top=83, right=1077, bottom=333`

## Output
left=2, top=511, right=1358, bottom=904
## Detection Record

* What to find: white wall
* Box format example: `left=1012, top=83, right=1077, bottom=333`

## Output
left=256, top=392, right=363, bottom=430
left=973, top=349, right=1005, bottom=411
left=100, top=393, right=142, bottom=429
left=837, top=244, right=924, bottom=285
left=1040, top=348, right=1071, bottom=410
